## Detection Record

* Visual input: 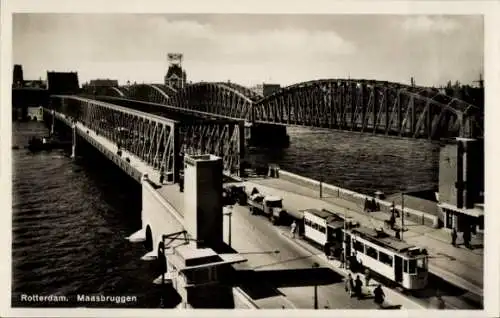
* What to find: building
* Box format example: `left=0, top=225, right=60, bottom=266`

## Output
left=11, top=65, right=49, bottom=121
left=164, top=53, right=186, bottom=90
left=437, top=138, right=484, bottom=234
left=250, top=83, right=281, bottom=97
left=88, top=79, right=119, bottom=87
left=13, top=64, right=24, bottom=88
left=47, top=71, right=80, bottom=95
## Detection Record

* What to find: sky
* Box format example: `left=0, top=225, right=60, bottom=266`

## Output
left=12, top=14, right=484, bottom=87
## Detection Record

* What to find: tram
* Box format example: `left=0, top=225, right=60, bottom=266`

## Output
left=344, top=226, right=428, bottom=290
left=303, top=208, right=429, bottom=290
left=303, top=208, right=356, bottom=258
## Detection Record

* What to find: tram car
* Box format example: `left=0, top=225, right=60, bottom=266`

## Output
left=302, top=208, right=429, bottom=290
left=343, top=226, right=429, bottom=290
left=302, top=208, right=356, bottom=258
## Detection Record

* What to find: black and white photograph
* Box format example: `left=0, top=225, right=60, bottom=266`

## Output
left=2, top=0, right=499, bottom=316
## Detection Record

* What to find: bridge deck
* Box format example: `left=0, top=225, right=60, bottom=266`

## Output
left=87, top=95, right=241, bottom=124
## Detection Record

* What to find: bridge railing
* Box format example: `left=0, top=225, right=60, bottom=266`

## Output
left=49, top=95, right=243, bottom=180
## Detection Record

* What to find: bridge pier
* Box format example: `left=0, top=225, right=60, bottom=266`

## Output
left=137, top=156, right=247, bottom=308
left=246, top=123, right=290, bottom=148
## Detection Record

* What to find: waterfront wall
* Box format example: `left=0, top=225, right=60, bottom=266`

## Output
left=277, top=169, right=439, bottom=228
left=142, top=180, right=184, bottom=253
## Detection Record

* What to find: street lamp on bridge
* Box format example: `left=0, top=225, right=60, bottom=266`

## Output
left=223, top=206, right=233, bottom=247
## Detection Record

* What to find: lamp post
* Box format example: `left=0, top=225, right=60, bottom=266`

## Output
left=343, top=208, right=348, bottom=269
left=401, top=192, right=405, bottom=240
left=319, top=177, right=323, bottom=199
left=312, top=262, right=320, bottom=309
left=224, top=206, right=233, bottom=247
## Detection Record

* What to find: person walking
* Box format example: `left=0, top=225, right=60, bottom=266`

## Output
left=389, top=213, right=396, bottom=229
left=364, top=268, right=372, bottom=287
left=463, top=229, right=471, bottom=249
left=339, top=248, right=345, bottom=268
left=355, top=275, right=363, bottom=299
left=432, top=290, right=446, bottom=309
left=345, top=273, right=354, bottom=297
left=395, top=229, right=401, bottom=240
left=373, top=284, right=385, bottom=308
left=290, top=221, right=297, bottom=239
left=451, top=228, right=457, bottom=247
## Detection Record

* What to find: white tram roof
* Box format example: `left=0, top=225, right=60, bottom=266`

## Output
left=347, top=225, right=421, bottom=255
left=303, top=208, right=346, bottom=228
left=264, top=195, right=282, bottom=202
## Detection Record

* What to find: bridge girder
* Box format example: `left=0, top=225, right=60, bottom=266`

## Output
left=254, top=79, right=482, bottom=139
left=91, top=79, right=482, bottom=140
left=215, top=82, right=263, bottom=102
left=83, top=85, right=126, bottom=97
left=50, top=95, right=242, bottom=178
left=171, top=82, right=254, bottom=121
left=125, top=84, right=177, bottom=105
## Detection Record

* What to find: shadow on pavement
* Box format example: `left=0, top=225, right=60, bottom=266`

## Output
left=408, top=273, right=483, bottom=309
left=382, top=304, right=402, bottom=310
left=469, top=243, right=483, bottom=250
left=234, top=267, right=343, bottom=298
left=238, top=282, right=285, bottom=300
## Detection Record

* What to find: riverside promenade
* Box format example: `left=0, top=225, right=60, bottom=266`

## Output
left=243, top=175, right=484, bottom=305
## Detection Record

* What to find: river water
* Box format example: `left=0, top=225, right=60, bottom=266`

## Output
left=11, top=121, right=439, bottom=308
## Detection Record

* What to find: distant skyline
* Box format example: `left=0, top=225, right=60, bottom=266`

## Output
left=13, top=14, right=483, bottom=87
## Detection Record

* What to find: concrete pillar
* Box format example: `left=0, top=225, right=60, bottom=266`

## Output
left=50, top=110, right=55, bottom=135
left=248, top=123, right=290, bottom=148
left=71, top=123, right=77, bottom=159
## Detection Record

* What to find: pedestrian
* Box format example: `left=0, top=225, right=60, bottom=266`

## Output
left=364, top=197, right=370, bottom=212
left=395, top=229, right=400, bottom=240
left=389, top=213, right=396, bottom=229
left=364, top=268, right=371, bottom=287
left=290, top=221, right=297, bottom=239
left=463, top=230, right=471, bottom=249
left=373, top=284, right=385, bottom=308
left=339, top=248, right=345, bottom=268
left=371, top=198, right=377, bottom=211
left=451, top=228, right=457, bottom=247
left=432, top=290, right=445, bottom=309
left=324, top=241, right=331, bottom=259
left=345, top=273, right=354, bottom=297
left=355, top=275, right=363, bottom=299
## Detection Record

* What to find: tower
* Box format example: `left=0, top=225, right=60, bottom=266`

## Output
left=183, top=154, right=223, bottom=248
left=13, top=64, right=24, bottom=88
left=164, top=53, right=187, bottom=90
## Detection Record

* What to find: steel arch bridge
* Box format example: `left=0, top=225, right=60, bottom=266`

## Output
left=50, top=95, right=243, bottom=178
left=253, top=79, right=482, bottom=139
left=87, top=79, right=483, bottom=140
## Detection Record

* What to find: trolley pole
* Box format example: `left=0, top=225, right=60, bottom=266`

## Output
left=343, top=208, right=347, bottom=268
